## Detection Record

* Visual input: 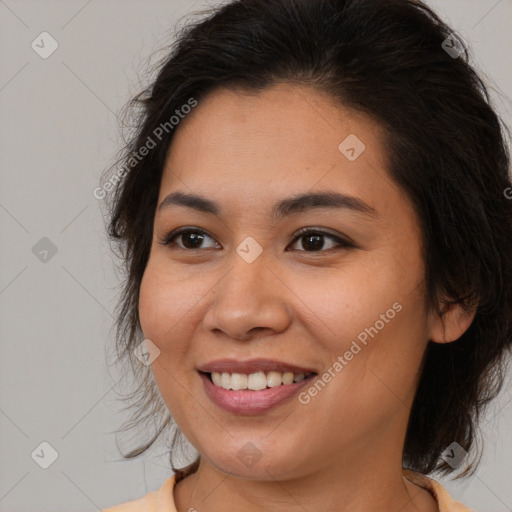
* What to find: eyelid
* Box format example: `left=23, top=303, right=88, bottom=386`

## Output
left=158, top=226, right=218, bottom=248
left=291, top=227, right=356, bottom=248
left=158, top=226, right=356, bottom=251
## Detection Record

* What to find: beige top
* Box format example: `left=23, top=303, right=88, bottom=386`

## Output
left=102, top=466, right=475, bottom=512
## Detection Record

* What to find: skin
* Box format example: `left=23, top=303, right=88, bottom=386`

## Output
left=138, top=83, right=476, bottom=512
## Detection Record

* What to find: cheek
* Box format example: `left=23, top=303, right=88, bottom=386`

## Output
left=138, top=258, right=203, bottom=344
left=138, top=262, right=200, bottom=418
left=138, top=272, right=154, bottom=338
left=289, top=248, right=427, bottom=408
left=138, top=268, right=167, bottom=341
left=317, top=285, right=427, bottom=425
left=285, top=256, right=408, bottom=352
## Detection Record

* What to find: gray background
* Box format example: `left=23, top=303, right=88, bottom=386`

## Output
left=0, top=0, right=511, bottom=511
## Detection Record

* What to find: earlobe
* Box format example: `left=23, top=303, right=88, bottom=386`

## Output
left=427, top=299, right=478, bottom=344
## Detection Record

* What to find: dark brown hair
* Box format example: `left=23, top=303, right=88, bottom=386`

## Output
left=102, top=0, right=512, bottom=479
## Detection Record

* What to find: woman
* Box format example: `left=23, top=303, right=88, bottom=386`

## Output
left=100, top=0, right=512, bottom=510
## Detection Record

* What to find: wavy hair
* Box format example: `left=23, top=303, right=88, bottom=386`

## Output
left=101, top=0, right=512, bottom=479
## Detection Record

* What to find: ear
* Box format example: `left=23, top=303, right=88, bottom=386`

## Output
left=427, top=297, right=478, bottom=344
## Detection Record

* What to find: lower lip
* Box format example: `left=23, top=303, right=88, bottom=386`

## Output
left=199, top=372, right=315, bottom=415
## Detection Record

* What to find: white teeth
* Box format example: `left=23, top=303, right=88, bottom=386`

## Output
left=221, top=372, right=231, bottom=389
left=230, top=373, right=248, bottom=390
left=211, top=372, right=222, bottom=386
left=248, top=372, right=267, bottom=390
left=210, top=370, right=311, bottom=390
left=282, top=372, right=294, bottom=385
left=267, top=371, right=283, bottom=387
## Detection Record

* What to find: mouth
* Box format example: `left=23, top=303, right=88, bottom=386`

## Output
left=197, top=369, right=318, bottom=415
left=199, top=370, right=317, bottom=390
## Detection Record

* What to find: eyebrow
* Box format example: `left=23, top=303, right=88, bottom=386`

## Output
left=158, top=190, right=378, bottom=220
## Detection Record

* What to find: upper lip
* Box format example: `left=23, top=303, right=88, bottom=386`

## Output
left=197, top=358, right=317, bottom=375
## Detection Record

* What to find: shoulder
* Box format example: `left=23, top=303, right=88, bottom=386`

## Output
left=403, top=469, right=476, bottom=512
left=101, top=475, right=177, bottom=512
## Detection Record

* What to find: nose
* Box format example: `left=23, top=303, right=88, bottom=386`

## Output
left=202, top=251, right=293, bottom=341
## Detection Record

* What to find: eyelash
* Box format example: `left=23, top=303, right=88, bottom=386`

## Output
left=158, top=226, right=355, bottom=252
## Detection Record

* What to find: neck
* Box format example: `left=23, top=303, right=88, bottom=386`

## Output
left=173, top=457, right=439, bottom=512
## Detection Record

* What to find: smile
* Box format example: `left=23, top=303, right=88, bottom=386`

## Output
left=198, top=370, right=317, bottom=415
left=207, top=370, right=315, bottom=390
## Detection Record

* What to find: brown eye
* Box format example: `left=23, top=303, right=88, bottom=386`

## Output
left=160, top=228, right=220, bottom=250
left=289, top=228, right=354, bottom=252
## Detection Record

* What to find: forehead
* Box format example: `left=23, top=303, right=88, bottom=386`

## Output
left=157, top=83, right=415, bottom=232
left=163, top=85, right=385, bottom=186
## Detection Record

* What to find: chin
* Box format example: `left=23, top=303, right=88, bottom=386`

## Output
left=202, top=443, right=303, bottom=481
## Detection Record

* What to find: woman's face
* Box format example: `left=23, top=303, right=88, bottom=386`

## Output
left=138, top=83, right=441, bottom=479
